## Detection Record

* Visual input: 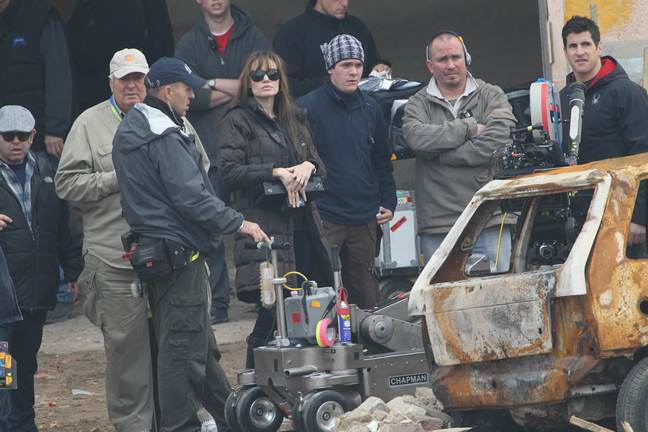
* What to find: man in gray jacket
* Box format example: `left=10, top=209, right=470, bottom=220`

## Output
left=176, top=0, right=269, bottom=324
left=403, top=31, right=515, bottom=271
left=112, top=57, right=268, bottom=432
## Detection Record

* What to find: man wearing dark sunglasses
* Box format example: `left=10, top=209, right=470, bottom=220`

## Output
left=0, top=105, right=82, bottom=432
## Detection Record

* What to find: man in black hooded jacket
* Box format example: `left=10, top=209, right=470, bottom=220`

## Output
left=560, top=16, right=648, bottom=249
left=274, top=0, right=387, bottom=97
left=176, top=0, right=269, bottom=324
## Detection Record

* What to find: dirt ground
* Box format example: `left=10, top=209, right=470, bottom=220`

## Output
left=34, top=298, right=255, bottom=432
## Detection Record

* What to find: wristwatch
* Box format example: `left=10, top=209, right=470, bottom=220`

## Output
left=207, top=79, right=217, bottom=91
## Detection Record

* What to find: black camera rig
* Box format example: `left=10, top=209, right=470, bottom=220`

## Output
left=495, top=123, right=565, bottom=179
left=496, top=80, right=589, bottom=267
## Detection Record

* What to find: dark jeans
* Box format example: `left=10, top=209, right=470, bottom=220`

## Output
left=147, top=257, right=231, bottom=432
left=0, top=309, right=47, bottom=432
left=321, top=220, right=379, bottom=309
left=206, top=242, right=230, bottom=315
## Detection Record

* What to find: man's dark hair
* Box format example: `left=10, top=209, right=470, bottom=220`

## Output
left=562, top=16, right=600, bottom=47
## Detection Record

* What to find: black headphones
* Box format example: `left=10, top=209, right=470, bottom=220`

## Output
left=425, top=30, right=472, bottom=66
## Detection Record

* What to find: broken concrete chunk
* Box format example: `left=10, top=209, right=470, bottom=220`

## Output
left=387, top=396, right=427, bottom=418
left=357, top=396, right=390, bottom=414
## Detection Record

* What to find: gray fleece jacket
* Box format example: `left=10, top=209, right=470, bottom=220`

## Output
left=403, top=76, right=516, bottom=234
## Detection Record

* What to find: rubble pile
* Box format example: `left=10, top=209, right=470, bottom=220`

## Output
left=335, top=387, right=467, bottom=432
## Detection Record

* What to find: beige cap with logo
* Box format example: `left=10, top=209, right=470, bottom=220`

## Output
left=109, top=48, right=149, bottom=79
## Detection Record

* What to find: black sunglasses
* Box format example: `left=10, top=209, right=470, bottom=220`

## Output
left=1, top=132, right=31, bottom=142
left=250, top=69, right=280, bottom=82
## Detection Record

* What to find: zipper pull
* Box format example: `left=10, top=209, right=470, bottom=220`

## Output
left=220, top=58, right=224, bottom=66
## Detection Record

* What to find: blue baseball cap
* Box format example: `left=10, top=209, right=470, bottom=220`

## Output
left=146, top=57, right=206, bottom=92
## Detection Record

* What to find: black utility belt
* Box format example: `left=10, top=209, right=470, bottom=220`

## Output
left=122, top=233, right=199, bottom=283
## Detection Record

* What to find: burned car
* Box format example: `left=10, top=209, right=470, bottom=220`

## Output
left=409, top=153, right=648, bottom=430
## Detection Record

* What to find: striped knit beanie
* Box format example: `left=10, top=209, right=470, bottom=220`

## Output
left=322, top=34, right=365, bottom=70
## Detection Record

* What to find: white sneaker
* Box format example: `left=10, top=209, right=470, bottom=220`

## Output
left=201, top=419, right=218, bottom=432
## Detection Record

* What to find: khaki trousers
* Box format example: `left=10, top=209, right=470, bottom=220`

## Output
left=79, top=254, right=154, bottom=432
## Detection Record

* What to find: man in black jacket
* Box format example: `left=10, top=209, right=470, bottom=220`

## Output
left=67, top=0, right=175, bottom=114
left=0, top=0, right=73, bottom=161
left=112, top=57, right=268, bottom=432
left=560, top=16, right=648, bottom=248
left=176, top=0, right=269, bottom=324
left=274, top=0, right=388, bottom=97
left=0, top=105, right=81, bottom=432
left=299, top=35, right=396, bottom=309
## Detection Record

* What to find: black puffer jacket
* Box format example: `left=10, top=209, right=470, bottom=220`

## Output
left=220, top=101, right=331, bottom=303
left=0, top=153, right=82, bottom=310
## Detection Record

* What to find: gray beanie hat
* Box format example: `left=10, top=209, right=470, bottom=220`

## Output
left=322, top=34, right=365, bottom=70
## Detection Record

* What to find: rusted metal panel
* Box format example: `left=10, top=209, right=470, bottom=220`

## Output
left=409, top=166, right=613, bottom=318
left=427, top=270, right=555, bottom=366
left=432, top=295, right=601, bottom=409
left=586, top=170, right=648, bottom=354
left=410, top=154, right=648, bottom=410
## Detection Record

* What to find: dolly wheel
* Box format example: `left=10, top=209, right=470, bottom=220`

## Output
left=302, top=390, right=347, bottom=432
left=224, top=390, right=243, bottom=432
left=379, top=277, right=413, bottom=301
left=616, top=356, right=648, bottom=431
left=234, top=386, right=284, bottom=432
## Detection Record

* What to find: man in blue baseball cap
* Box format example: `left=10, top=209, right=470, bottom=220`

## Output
left=112, top=57, right=269, bottom=432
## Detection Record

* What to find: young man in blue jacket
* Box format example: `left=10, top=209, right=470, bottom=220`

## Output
left=299, top=35, right=396, bottom=309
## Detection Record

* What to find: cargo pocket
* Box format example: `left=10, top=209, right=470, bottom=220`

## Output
left=168, top=293, right=205, bottom=360
left=78, top=266, right=101, bottom=327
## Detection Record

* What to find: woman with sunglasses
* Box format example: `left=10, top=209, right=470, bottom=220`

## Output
left=221, top=51, right=332, bottom=367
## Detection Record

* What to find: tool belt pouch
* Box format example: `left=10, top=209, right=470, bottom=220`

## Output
left=128, top=237, right=190, bottom=284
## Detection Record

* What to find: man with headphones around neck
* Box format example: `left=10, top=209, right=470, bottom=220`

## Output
left=403, top=31, right=516, bottom=271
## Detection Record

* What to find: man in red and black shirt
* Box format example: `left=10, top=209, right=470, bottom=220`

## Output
left=560, top=15, right=648, bottom=247
left=176, top=0, right=269, bottom=324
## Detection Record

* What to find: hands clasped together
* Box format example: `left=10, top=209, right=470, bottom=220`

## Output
left=273, top=161, right=316, bottom=208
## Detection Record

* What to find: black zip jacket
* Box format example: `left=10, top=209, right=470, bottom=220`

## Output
left=0, top=246, right=21, bottom=324
left=112, top=98, right=244, bottom=255
left=176, top=5, right=270, bottom=165
left=561, top=56, right=648, bottom=225
left=0, top=153, right=82, bottom=310
left=0, top=0, right=73, bottom=151
left=299, top=81, right=396, bottom=225
left=273, top=0, right=381, bottom=97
